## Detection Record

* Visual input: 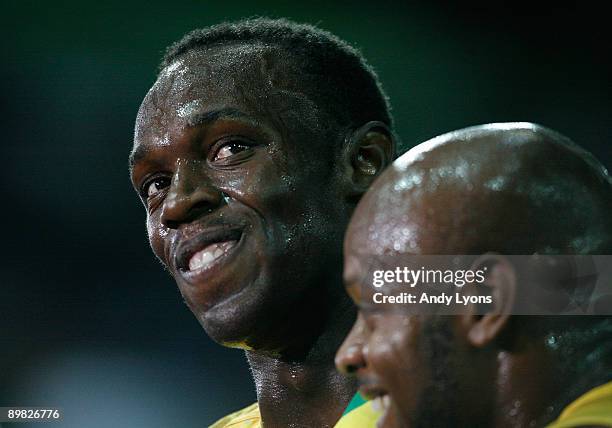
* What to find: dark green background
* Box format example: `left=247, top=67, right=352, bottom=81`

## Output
left=2, top=1, right=610, bottom=427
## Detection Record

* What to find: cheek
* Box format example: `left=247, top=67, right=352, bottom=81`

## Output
left=212, top=151, right=291, bottom=213
left=370, top=332, right=418, bottom=379
left=146, top=213, right=169, bottom=263
left=369, top=320, right=426, bottom=404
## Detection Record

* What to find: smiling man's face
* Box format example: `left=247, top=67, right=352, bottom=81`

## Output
left=130, top=45, right=351, bottom=352
left=334, top=160, right=467, bottom=428
left=337, top=256, right=460, bottom=428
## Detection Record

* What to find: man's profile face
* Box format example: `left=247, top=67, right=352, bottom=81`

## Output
left=336, top=187, right=461, bottom=428
left=338, top=257, right=460, bottom=428
left=130, top=45, right=350, bottom=350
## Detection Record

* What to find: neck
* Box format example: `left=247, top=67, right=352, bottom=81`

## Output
left=493, top=343, right=560, bottom=428
left=246, top=298, right=357, bottom=428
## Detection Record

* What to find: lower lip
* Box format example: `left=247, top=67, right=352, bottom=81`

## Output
left=178, top=235, right=243, bottom=284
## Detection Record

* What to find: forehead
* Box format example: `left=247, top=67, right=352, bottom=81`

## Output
left=346, top=155, right=482, bottom=260
left=343, top=173, right=413, bottom=305
left=134, top=44, right=324, bottom=148
left=138, top=46, right=268, bottom=123
left=346, top=168, right=423, bottom=258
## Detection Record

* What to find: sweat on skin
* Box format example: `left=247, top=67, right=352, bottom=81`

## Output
left=130, top=19, right=396, bottom=428
left=336, top=122, right=612, bottom=428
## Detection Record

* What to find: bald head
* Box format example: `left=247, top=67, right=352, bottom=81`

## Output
left=349, top=122, right=612, bottom=256
left=339, top=123, right=612, bottom=428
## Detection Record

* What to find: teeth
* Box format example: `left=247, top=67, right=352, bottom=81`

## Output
left=371, top=395, right=391, bottom=413
left=371, top=397, right=383, bottom=413
left=382, top=395, right=391, bottom=410
left=188, top=241, right=236, bottom=271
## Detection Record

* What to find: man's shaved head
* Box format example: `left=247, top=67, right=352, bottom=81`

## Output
left=349, top=122, right=612, bottom=257
left=337, top=123, right=612, bottom=428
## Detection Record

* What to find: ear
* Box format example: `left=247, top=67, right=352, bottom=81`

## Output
left=458, top=253, right=517, bottom=348
left=341, top=121, right=396, bottom=198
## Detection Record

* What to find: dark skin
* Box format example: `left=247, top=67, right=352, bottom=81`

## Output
left=130, top=44, right=394, bottom=427
left=336, top=123, right=612, bottom=427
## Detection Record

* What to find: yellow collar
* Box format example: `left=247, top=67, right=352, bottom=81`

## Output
left=210, top=400, right=379, bottom=428
left=547, top=381, right=612, bottom=428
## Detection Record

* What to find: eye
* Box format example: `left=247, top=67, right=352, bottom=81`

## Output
left=212, top=141, right=252, bottom=162
left=143, top=176, right=171, bottom=198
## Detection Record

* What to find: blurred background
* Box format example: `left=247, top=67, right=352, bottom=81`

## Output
left=1, top=1, right=611, bottom=427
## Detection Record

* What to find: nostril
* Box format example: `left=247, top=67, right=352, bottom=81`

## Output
left=160, top=183, right=222, bottom=229
left=161, top=200, right=217, bottom=229
left=164, top=219, right=180, bottom=230
left=192, top=200, right=216, bottom=215
left=345, top=364, right=359, bottom=374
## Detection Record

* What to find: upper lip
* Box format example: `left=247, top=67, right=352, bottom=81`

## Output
left=358, top=384, right=389, bottom=400
left=172, top=224, right=244, bottom=272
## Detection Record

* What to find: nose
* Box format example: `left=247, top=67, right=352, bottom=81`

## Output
left=161, top=159, right=223, bottom=229
left=335, top=314, right=367, bottom=375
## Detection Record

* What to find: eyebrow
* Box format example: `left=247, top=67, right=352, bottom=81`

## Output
left=184, top=107, right=247, bottom=127
left=128, top=107, right=252, bottom=171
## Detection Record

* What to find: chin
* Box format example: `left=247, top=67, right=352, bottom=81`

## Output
left=200, top=284, right=330, bottom=358
left=193, top=284, right=290, bottom=353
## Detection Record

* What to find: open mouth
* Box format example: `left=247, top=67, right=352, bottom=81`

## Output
left=174, top=226, right=243, bottom=280
left=370, top=394, right=391, bottom=414
left=187, top=240, right=238, bottom=272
